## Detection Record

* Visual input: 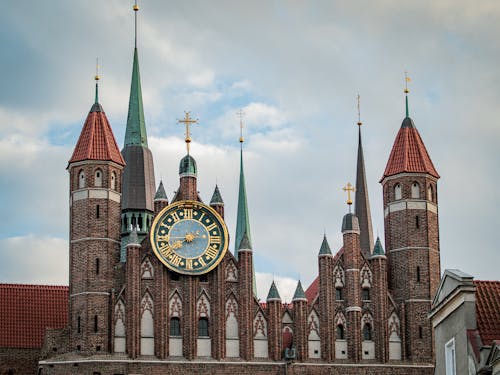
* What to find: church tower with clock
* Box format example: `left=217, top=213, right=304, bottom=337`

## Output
left=37, top=4, right=441, bottom=374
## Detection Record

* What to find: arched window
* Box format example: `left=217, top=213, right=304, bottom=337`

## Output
left=95, top=169, right=102, bottom=187
left=411, top=182, right=420, bottom=198
left=77, top=316, right=81, bottom=333
left=170, top=317, right=181, bottom=336
left=94, top=315, right=98, bottom=332
left=198, top=317, right=209, bottom=337
left=415, top=215, right=420, bottom=229
left=427, top=185, right=434, bottom=202
left=111, top=172, right=116, bottom=190
left=95, top=258, right=100, bottom=275
left=394, top=184, right=402, bottom=200
left=363, top=323, right=372, bottom=341
left=417, top=266, right=421, bottom=282
left=418, top=326, right=423, bottom=339
left=336, top=324, right=345, bottom=340
left=78, top=170, right=85, bottom=189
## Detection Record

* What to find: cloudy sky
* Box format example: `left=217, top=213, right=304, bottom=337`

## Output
left=1, top=1, right=499, bottom=301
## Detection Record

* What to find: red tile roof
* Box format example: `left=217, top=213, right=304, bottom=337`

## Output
left=381, top=118, right=439, bottom=180
left=0, top=284, right=68, bottom=348
left=68, top=106, right=125, bottom=166
left=474, top=280, right=500, bottom=346
left=305, top=247, right=344, bottom=303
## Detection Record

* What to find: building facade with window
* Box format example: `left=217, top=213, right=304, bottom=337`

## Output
left=1, top=5, right=446, bottom=375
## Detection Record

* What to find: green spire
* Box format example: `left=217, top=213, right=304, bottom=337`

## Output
left=405, top=95, right=409, bottom=118
left=372, top=237, right=385, bottom=256
left=124, top=48, right=148, bottom=147
left=266, top=281, right=281, bottom=301
left=292, top=280, right=306, bottom=301
left=319, top=234, right=332, bottom=255
left=235, top=149, right=252, bottom=254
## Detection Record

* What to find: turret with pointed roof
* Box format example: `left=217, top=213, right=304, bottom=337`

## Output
left=120, top=6, right=156, bottom=256
left=210, top=184, right=224, bottom=218
left=153, top=180, right=168, bottom=214
left=266, top=281, right=281, bottom=301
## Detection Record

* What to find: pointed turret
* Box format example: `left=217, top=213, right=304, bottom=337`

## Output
left=153, top=180, right=168, bottom=214
left=372, top=237, right=385, bottom=257
left=292, top=280, right=307, bottom=302
left=210, top=184, right=223, bottom=205
left=238, top=231, right=252, bottom=251
left=318, top=234, right=332, bottom=256
left=266, top=281, right=281, bottom=301
left=120, top=5, right=156, bottom=256
left=354, top=112, right=374, bottom=257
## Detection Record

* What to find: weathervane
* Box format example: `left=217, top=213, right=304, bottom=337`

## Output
left=342, top=182, right=355, bottom=212
left=94, top=58, right=100, bottom=103
left=404, top=71, right=411, bottom=117
left=177, top=111, right=199, bottom=154
left=133, top=1, right=139, bottom=48
left=237, top=109, right=245, bottom=145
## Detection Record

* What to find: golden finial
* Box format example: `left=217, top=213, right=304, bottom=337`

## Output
left=133, top=1, right=139, bottom=49
left=237, top=109, right=245, bottom=144
left=133, top=1, right=139, bottom=11
left=356, top=94, right=362, bottom=126
left=95, top=58, right=100, bottom=81
left=177, top=111, right=199, bottom=154
left=404, top=71, right=411, bottom=94
left=342, top=182, right=355, bottom=209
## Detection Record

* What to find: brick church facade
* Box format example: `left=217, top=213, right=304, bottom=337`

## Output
left=3, top=6, right=443, bottom=375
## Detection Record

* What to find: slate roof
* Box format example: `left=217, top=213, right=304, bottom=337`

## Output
left=237, top=231, right=252, bottom=251
left=292, top=280, right=306, bottom=301
left=372, top=237, right=385, bottom=256
left=210, top=185, right=224, bottom=205
left=68, top=103, right=125, bottom=166
left=381, top=116, right=439, bottom=180
left=474, top=280, right=500, bottom=345
left=0, top=284, right=68, bottom=348
left=318, top=234, right=332, bottom=255
left=266, top=281, right=281, bottom=301
left=154, top=180, right=168, bottom=200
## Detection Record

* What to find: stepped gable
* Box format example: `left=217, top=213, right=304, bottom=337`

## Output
left=381, top=117, right=439, bottom=180
left=0, top=284, right=68, bottom=348
left=69, top=104, right=125, bottom=165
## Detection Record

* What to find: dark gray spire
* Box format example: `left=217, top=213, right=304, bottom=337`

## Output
left=210, top=185, right=224, bottom=205
left=292, top=280, right=307, bottom=301
left=372, top=237, right=385, bottom=257
left=266, top=281, right=281, bottom=301
left=237, top=231, right=252, bottom=251
left=154, top=180, right=167, bottom=200
left=318, top=234, right=332, bottom=255
left=355, top=125, right=374, bottom=257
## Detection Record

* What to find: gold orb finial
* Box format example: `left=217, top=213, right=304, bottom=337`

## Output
left=342, top=182, right=355, bottom=206
left=237, top=109, right=245, bottom=145
left=133, top=4, right=139, bottom=11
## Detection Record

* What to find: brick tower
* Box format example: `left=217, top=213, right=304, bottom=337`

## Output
left=67, top=79, right=125, bottom=353
left=381, top=92, right=440, bottom=362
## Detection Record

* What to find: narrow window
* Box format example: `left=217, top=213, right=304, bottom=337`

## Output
left=363, top=323, right=372, bottom=341
left=394, top=183, right=402, bottom=200
left=77, top=345, right=81, bottom=351
left=415, top=215, right=420, bottom=228
left=427, top=185, right=434, bottom=202
left=445, top=338, right=456, bottom=375
left=123, top=216, right=128, bottom=230
left=335, top=287, right=343, bottom=300
left=138, top=214, right=143, bottom=230
left=78, top=170, right=85, bottom=189
left=94, top=315, right=98, bottom=332
left=417, top=266, right=421, bottom=282
left=362, top=288, right=370, bottom=301
left=95, top=169, right=102, bottom=187
left=200, top=274, right=208, bottom=282
left=111, top=172, right=116, bottom=190
left=96, top=205, right=100, bottom=219
left=131, top=215, right=136, bottom=227
left=170, top=317, right=181, bottom=336
left=198, top=317, right=209, bottom=337
left=411, top=182, right=420, bottom=198
left=96, top=346, right=101, bottom=351
left=95, top=258, right=100, bottom=275
left=336, top=324, right=345, bottom=339
left=419, top=326, right=423, bottom=339
left=77, top=316, right=81, bottom=333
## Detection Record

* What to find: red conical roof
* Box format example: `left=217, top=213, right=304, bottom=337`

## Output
left=69, top=104, right=125, bottom=166
left=381, top=117, right=439, bottom=180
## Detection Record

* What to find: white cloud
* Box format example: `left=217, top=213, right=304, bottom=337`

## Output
left=0, top=235, right=68, bottom=285
left=255, top=272, right=298, bottom=303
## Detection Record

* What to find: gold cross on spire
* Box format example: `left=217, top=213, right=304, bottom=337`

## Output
left=177, top=111, right=199, bottom=154
left=237, top=109, right=245, bottom=144
left=343, top=182, right=355, bottom=208
left=357, top=94, right=362, bottom=126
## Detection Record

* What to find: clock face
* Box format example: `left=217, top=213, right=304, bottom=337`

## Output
left=150, top=200, right=229, bottom=275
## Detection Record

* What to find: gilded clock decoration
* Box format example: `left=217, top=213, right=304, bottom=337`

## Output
left=150, top=200, right=229, bottom=275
